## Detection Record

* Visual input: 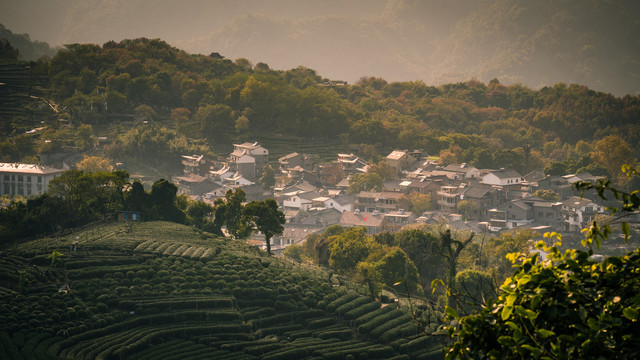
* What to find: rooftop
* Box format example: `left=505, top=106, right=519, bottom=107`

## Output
left=0, top=163, right=66, bottom=175
left=386, top=150, right=407, bottom=160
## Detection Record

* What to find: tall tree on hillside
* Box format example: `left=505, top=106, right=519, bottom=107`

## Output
left=149, top=179, right=185, bottom=223
left=214, top=189, right=252, bottom=239
left=592, top=135, right=636, bottom=185
left=0, top=39, right=19, bottom=61
left=244, top=198, right=285, bottom=255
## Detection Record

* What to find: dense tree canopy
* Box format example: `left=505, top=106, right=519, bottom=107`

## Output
left=2, top=37, right=639, bottom=181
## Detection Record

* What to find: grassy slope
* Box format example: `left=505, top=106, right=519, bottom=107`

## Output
left=0, top=221, right=445, bottom=360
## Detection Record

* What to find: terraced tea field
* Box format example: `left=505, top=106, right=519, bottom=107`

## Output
left=0, top=221, right=445, bottom=359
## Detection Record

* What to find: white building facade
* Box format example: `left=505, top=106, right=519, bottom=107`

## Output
left=0, top=163, right=67, bottom=197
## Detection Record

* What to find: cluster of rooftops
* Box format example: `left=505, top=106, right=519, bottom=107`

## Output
left=173, top=143, right=612, bottom=254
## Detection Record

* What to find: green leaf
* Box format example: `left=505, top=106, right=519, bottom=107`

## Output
left=445, top=306, right=457, bottom=319
left=517, top=274, right=531, bottom=287
left=506, top=293, right=517, bottom=307
left=497, top=336, right=515, bottom=346
left=531, top=294, right=542, bottom=309
left=623, top=307, right=639, bottom=321
left=505, top=321, right=519, bottom=331
left=525, top=309, right=538, bottom=322
left=621, top=222, right=630, bottom=241
left=536, top=329, right=555, bottom=338
left=431, top=279, right=444, bottom=294
left=520, top=344, right=542, bottom=358
left=502, top=305, right=513, bottom=321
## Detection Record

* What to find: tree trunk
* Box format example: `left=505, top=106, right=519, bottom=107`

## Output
left=265, top=235, right=271, bottom=256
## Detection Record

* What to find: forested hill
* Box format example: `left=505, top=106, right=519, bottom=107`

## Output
left=2, top=36, right=638, bottom=179
left=2, top=0, right=638, bottom=95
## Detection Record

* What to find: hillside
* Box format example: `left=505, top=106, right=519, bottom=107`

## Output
left=0, top=221, right=445, bottom=359
left=1, top=0, right=637, bottom=95
left=0, top=23, right=57, bottom=61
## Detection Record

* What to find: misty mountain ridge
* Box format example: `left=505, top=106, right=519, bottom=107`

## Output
left=1, top=0, right=638, bottom=95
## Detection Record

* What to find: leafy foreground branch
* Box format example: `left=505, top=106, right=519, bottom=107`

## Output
left=444, top=169, right=640, bottom=359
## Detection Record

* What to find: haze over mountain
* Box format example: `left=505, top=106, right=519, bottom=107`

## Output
left=1, top=0, right=639, bottom=96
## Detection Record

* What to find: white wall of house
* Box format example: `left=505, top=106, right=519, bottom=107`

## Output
left=325, top=199, right=354, bottom=213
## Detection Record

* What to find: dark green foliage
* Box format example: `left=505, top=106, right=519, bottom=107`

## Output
left=357, top=309, right=404, bottom=334
left=0, top=170, right=129, bottom=243
left=344, top=301, right=381, bottom=320
left=244, top=198, right=286, bottom=255
left=149, top=179, right=186, bottom=223
left=325, top=292, right=360, bottom=312
left=335, top=296, right=374, bottom=317
left=0, top=220, right=443, bottom=360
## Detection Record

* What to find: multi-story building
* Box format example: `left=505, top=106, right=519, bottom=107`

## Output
left=355, top=191, right=403, bottom=213
left=228, top=142, right=269, bottom=180
left=0, top=163, right=67, bottom=197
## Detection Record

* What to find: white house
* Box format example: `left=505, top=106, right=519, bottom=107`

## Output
left=482, top=169, right=523, bottom=186
left=324, top=194, right=356, bottom=213
left=562, top=196, right=605, bottom=232
left=221, top=173, right=254, bottom=186
left=0, top=163, right=67, bottom=197
left=282, top=190, right=322, bottom=211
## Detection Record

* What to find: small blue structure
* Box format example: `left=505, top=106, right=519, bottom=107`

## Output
left=118, top=211, right=143, bottom=221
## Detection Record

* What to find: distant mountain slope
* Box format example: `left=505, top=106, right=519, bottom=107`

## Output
left=0, top=23, right=56, bottom=61
left=185, top=0, right=639, bottom=95
left=0, top=0, right=637, bottom=95
left=427, top=0, right=640, bottom=96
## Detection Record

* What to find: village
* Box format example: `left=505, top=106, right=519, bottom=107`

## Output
left=171, top=142, right=609, bottom=255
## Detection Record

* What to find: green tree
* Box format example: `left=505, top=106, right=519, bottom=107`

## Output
left=592, top=135, right=636, bottom=185
left=369, top=161, right=397, bottom=180
left=283, top=244, right=305, bottom=263
left=349, top=172, right=384, bottom=194
left=453, top=269, right=495, bottom=315
left=393, top=227, right=447, bottom=293
left=76, top=124, right=96, bottom=150
left=399, top=193, right=432, bottom=216
left=149, top=179, right=185, bottom=223
left=187, top=200, right=215, bottom=231
left=457, top=200, right=478, bottom=220
left=124, top=181, right=149, bottom=214
left=328, top=227, right=372, bottom=273
left=481, top=229, right=538, bottom=282
left=76, top=155, right=113, bottom=173
left=259, top=164, right=276, bottom=189
left=244, top=198, right=285, bottom=255
left=372, top=247, right=421, bottom=294
left=533, top=189, right=560, bottom=201
left=215, top=189, right=252, bottom=240
left=439, top=229, right=475, bottom=309
left=195, top=104, right=234, bottom=141
left=0, top=39, right=19, bottom=60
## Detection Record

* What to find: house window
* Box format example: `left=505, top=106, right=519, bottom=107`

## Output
left=17, top=175, right=23, bottom=182
left=3, top=175, right=8, bottom=181
left=511, top=215, right=516, bottom=219
left=538, top=212, right=543, bottom=217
